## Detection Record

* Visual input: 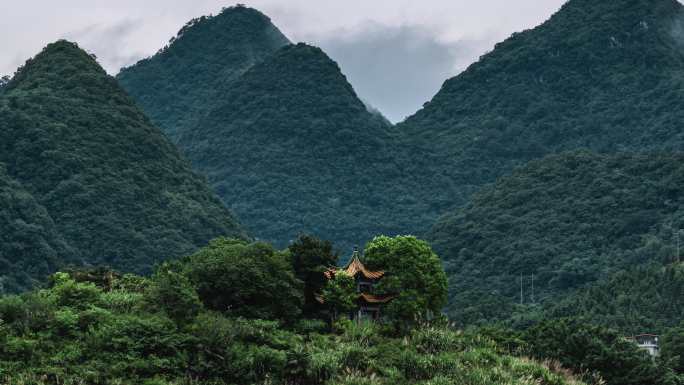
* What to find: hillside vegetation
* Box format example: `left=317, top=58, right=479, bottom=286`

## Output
left=118, top=7, right=447, bottom=251
left=397, top=0, right=684, bottom=220
left=543, top=262, right=684, bottom=334
left=177, top=43, right=421, bottom=249
left=0, top=41, right=246, bottom=292
left=429, top=151, right=684, bottom=324
left=118, top=0, right=684, bottom=254
left=117, top=5, right=290, bottom=143
left=0, top=238, right=587, bottom=385
left=0, top=164, right=74, bottom=293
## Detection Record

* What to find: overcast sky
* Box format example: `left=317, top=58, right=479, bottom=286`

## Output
left=1, top=1, right=568, bottom=122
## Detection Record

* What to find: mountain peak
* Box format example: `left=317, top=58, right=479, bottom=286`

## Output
left=187, top=42, right=372, bottom=139
left=170, top=4, right=290, bottom=50
left=173, top=38, right=400, bottom=251
left=560, top=0, right=681, bottom=16
left=544, top=0, right=683, bottom=37
left=0, top=41, right=246, bottom=286
left=8, top=40, right=104, bottom=92
left=117, top=7, right=290, bottom=142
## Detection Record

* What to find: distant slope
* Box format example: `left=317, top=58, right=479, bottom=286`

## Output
left=118, top=0, right=684, bottom=253
left=0, top=164, right=74, bottom=293
left=397, top=0, right=684, bottom=221
left=117, top=5, right=290, bottom=142
left=429, top=151, right=684, bottom=324
left=545, top=262, right=684, bottom=335
left=180, top=43, right=408, bottom=249
left=0, top=41, right=246, bottom=284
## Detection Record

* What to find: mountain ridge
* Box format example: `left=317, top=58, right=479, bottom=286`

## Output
left=429, top=151, right=684, bottom=325
left=397, top=0, right=684, bottom=213
left=0, top=40, right=247, bottom=290
left=178, top=42, right=411, bottom=250
left=117, top=5, right=290, bottom=143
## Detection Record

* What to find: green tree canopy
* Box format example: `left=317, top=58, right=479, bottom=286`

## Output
left=0, top=41, right=246, bottom=291
left=524, top=319, right=678, bottom=385
left=364, top=235, right=448, bottom=326
left=319, top=271, right=356, bottom=322
left=180, top=238, right=303, bottom=321
left=288, top=234, right=339, bottom=315
left=662, top=322, right=684, bottom=374
left=146, top=267, right=202, bottom=325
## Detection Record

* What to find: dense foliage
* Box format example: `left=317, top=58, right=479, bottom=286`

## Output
left=543, top=262, right=684, bottom=335
left=397, top=0, right=684, bottom=216
left=522, top=320, right=680, bottom=385
left=117, top=6, right=453, bottom=252
left=118, top=0, right=684, bottom=261
left=429, top=151, right=684, bottom=324
left=0, top=41, right=246, bottom=292
left=176, top=42, right=417, bottom=251
left=117, top=5, right=290, bottom=142
left=0, top=164, right=74, bottom=292
left=177, top=238, right=304, bottom=322
left=0, top=245, right=586, bottom=385
left=364, top=236, right=448, bottom=328
left=320, top=271, right=357, bottom=321
left=662, top=322, right=684, bottom=374
left=289, top=235, right=339, bottom=316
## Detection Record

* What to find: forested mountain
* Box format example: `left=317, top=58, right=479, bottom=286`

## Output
left=0, top=41, right=246, bottom=291
left=429, top=151, right=684, bottom=324
left=546, top=262, right=684, bottom=334
left=118, top=7, right=414, bottom=250
left=397, top=0, right=684, bottom=219
left=0, top=164, right=74, bottom=293
left=117, top=5, right=290, bottom=142
left=118, top=0, right=684, bottom=253
left=179, top=43, right=412, bottom=249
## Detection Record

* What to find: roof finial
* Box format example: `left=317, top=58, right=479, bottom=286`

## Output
left=351, top=246, right=360, bottom=262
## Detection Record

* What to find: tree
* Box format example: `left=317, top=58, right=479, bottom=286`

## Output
left=49, top=272, right=102, bottom=310
left=182, top=238, right=304, bottom=321
left=364, top=236, right=448, bottom=327
left=288, top=234, right=338, bottom=315
left=147, top=267, right=202, bottom=325
left=523, top=319, right=678, bottom=385
left=319, top=272, right=356, bottom=322
left=662, top=323, right=684, bottom=374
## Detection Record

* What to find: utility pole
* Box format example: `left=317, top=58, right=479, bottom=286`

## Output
left=531, top=274, right=535, bottom=304
left=520, top=273, right=523, bottom=305
left=677, top=230, right=681, bottom=263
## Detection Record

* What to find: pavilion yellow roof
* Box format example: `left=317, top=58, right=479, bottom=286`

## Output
left=343, top=255, right=384, bottom=279
left=323, top=250, right=385, bottom=280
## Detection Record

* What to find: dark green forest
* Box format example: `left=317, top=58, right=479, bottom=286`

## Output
left=0, top=41, right=246, bottom=292
left=117, top=5, right=290, bottom=143
left=177, top=43, right=420, bottom=251
left=118, top=0, right=684, bottom=258
left=429, top=151, right=684, bottom=324
left=543, top=262, right=684, bottom=334
left=119, top=9, right=423, bottom=251
left=398, top=0, right=684, bottom=214
left=0, top=164, right=74, bottom=293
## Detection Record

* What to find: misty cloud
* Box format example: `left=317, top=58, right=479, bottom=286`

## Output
left=64, top=20, right=150, bottom=73
left=318, top=24, right=490, bottom=123
left=1, top=0, right=573, bottom=119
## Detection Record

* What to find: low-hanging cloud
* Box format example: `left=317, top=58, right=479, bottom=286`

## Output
left=1, top=0, right=573, bottom=120
left=64, top=19, right=149, bottom=73
left=317, top=23, right=490, bottom=123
